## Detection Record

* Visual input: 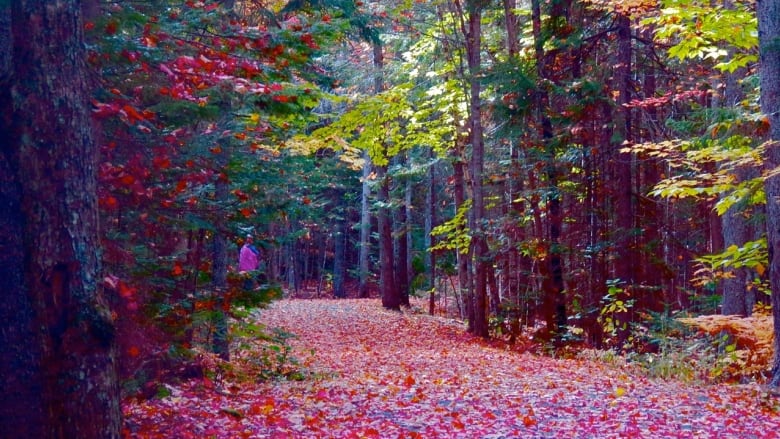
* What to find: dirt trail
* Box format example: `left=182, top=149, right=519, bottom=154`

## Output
left=124, top=299, right=779, bottom=438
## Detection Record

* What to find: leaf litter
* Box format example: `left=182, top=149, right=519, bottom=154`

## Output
left=123, top=299, right=780, bottom=438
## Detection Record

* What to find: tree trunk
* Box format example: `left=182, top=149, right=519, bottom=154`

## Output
left=395, top=155, right=410, bottom=306
left=758, top=0, right=780, bottom=388
left=358, top=150, right=372, bottom=298
left=465, top=1, right=489, bottom=339
left=378, top=164, right=400, bottom=309
left=531, top=0, right=566, bottom=340
left=453, top=155, right=472, bottom=330
left=425, top=149, right=437, bottom=315
left=211, top=145, right=230, bottom=361
left=719, top=42, right=755, bottom=317
left=502, top=0, right=518, bottom=57
left=0, top=1, right=121, bottom=436
left=612, top=13, right=634, bottom=345
left=333, top=219, right=347, bottom=298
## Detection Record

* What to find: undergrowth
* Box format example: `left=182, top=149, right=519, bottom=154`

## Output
left=580, top=308, right=774, bottom=385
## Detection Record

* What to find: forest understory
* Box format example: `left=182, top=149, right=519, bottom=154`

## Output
left=123, top=298, right=780, bottom=438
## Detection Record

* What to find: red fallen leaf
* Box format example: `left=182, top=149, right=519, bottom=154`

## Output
left=128, top=346, right=141, bottom=357
left=172, top=262, right=184, bottom=276
left=120, top=174, right=135, bottom=186
left=122, top=104, right=145, bottom=123
left=84, top=21, right=95, bottom=31
left=403, top=375, right=416, bottom=387
left=234, top=132, right=247, bottom=140
left=153, top=156, right=171, bottom=169
left=118, top=282, right=135, bottom=298
left=522, top=415, right=537, bottom=427
left=232, top=189, right=249, bottom=202
left=105, top=21, right=118, bottom=35
left=101, top=196, right=118, bottom=209
left=452, top=418, right=465, bottom=429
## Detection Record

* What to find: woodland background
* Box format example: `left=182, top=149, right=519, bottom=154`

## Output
left=1, top=0, right=780, bottom=436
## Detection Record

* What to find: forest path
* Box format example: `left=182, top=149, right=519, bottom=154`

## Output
left=124, top=299, right=779, bottom=438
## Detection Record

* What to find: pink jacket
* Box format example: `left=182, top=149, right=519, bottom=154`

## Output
left=239, top=244, right=259, bottom=272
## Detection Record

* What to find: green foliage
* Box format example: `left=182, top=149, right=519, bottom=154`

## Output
left=312, top=82, right=456, bottom=165
left=625, top=311, right=743, bottom=384
left=429, top=199, right=472, bottom=254
left=598, top=279, right=634, bottom=339
left=643, top=0, right=758, bottom=72
left=249, top=327, right=307, bottom=381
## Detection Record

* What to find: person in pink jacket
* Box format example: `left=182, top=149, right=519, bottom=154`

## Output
left=239, top=235, right=260, bottom=272
left=239, top=235, right=261, bottom=290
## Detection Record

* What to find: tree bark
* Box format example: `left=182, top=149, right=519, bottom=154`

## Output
left=211, top=145, right=230, bottom=361
left=612, top=13, right=634, bottom=345
left=425, top=149, right=437, bottom=315
left=0, top=1, right=121, bottom=436
left=358, top=149, right=372, bottom=298
left=531, top=0, right=566, bottom=340
left=378, top=164, right=400, bottom=309
left=758, top=0, right=780, bottom=387
left=333, top=219, right=347, bottom=298
left=465, top=0, right=489, bottom=338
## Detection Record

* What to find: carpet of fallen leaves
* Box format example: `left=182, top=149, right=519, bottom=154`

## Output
left=123, top=299, right=780, bottom=438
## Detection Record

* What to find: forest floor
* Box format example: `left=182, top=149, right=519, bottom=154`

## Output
left=123, top=299, right=780, bottom=438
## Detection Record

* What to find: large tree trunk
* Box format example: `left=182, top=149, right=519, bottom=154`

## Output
left=378, top=164, right=400, bottom=309
left=531, top=0, right=566, bottom=340
left=465, top=1, right=489, bottom=338
left=0, top=1, right=121, bottom=436
left=719, top=43, right=755, bottom=317
left=612, top=13, right=634, bottom=345
left=758, top=0, right=780, bottom=388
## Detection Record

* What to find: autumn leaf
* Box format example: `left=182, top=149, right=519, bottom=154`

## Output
left=123, top=299, right=780, bottom=438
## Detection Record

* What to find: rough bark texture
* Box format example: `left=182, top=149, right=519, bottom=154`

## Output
left=378, top=164, right=400, bottom=309
left=0, top=1, right=121, bottom=436
left=531, top=0, right=566, bottom=339
left=613, top=13, right=634, bottom=345
left=758, top=0, right=780, bottom=388
left=211, top=147, right=230, bottom=361
left=465, top=1, right=489, bottom=338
